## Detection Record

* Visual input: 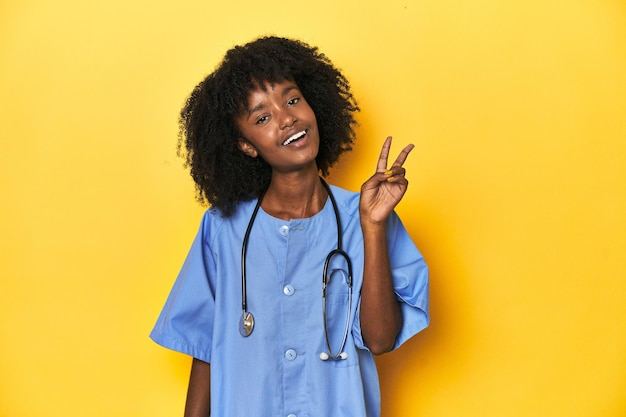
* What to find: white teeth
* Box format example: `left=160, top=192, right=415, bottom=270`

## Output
left=282, top=130, right=306, bottom=146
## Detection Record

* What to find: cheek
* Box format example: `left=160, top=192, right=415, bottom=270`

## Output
left=303, top=106, right=318, bottom=130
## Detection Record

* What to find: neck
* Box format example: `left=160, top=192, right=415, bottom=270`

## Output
left=262, top=170, right=328, bottom=220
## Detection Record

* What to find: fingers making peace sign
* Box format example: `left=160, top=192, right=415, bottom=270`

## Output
left=359, top=136, right=415, bottom=226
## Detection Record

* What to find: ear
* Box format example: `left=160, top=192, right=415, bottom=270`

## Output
left=236, top=138, right=258, bottom=158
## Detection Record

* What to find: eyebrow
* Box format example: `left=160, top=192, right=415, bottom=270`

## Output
left=246, top=84, right=300, bottom=118
left=281, top=84, right=298, bottom=96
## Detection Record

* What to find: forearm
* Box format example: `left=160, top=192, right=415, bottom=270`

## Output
left=184, top=358, right=211, bottom=417
left=359, top=221, right=403, bottom=355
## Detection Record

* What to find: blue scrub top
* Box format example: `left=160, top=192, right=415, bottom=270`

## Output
left=150, top=185, right=429, bottom=417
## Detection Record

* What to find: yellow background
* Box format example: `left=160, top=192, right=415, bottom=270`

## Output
left=1, top=0, right=625, bottom=416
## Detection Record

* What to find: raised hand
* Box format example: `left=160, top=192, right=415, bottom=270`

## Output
left=359, top=136, right=414, bottom=226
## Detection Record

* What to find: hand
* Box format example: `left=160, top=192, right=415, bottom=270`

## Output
left=360, top=136, right=414, bottom=226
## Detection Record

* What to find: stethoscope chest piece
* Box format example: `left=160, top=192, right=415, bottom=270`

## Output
left=239, top=311, right=254, bottom=337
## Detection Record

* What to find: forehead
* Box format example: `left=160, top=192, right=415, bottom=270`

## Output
left=239, top=79, right=299, bottom=109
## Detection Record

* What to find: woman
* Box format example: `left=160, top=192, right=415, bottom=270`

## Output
left=151, top=36, right=429, bottom=417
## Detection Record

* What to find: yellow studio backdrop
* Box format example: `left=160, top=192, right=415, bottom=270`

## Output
left=1, top=0, right=625, bottom=416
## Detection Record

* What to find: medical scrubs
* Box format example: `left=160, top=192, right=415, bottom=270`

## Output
left=150, top=185, right=429, bottom=417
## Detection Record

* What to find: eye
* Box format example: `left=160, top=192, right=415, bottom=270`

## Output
left=255, top=115, right=269, bottom=125
left=287, top=97, right=300, bottom=106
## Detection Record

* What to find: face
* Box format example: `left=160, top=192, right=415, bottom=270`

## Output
left=234, top=80, right=320, bottom=174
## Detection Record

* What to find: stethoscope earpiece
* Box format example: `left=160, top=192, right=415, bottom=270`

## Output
left=319, top=351, right=348, bottom=361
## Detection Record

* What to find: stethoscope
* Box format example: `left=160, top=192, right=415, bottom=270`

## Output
left=239, top=178, right=353, bottom=361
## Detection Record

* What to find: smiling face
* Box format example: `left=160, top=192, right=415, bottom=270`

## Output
left=234, top=79, right=320, bottom=175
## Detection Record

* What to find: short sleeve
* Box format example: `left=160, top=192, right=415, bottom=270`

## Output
left=149, top=213, right=216, bottom=363
left=353, top=211, right=429, bottom=351
left=387, top=212, right=430, bottom=349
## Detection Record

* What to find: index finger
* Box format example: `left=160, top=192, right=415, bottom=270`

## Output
left=376, top=136, right=393, bottom=172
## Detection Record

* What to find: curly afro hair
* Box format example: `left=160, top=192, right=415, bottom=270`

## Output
left=177, top=36, right=360, bottom=216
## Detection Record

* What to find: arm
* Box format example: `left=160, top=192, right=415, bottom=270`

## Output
left=359, top=136, right=414, bottom=355
left=184, top=358, right=211, bottom=417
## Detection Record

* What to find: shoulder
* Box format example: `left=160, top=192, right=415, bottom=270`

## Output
left=327, top=182, right=406, bottom=233
left=327, top=183, right=361, bottom=219
left=199, top=199, right=259, bottom=239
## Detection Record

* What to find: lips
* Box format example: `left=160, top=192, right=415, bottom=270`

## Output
left=282, top=129, right=307, bottom=146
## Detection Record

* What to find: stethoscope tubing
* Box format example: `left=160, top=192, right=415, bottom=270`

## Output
left=240, top=178, right=353, bottom=361
left=241, top=187, right=267, bottom=316
left=322, top=248, right=353, bottom=360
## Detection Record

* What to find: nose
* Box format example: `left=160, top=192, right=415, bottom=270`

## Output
left=278, top=108, right=297, bottom=129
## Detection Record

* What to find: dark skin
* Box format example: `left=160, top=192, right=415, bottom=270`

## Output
left=359, top=135, right=414, bottom=354
left=184, top=358, right=211, bottom=417
left=184, top=81, right=414, bottom=417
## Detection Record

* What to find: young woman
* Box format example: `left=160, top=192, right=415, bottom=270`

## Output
left=150, top=36, right=429, bottom=417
